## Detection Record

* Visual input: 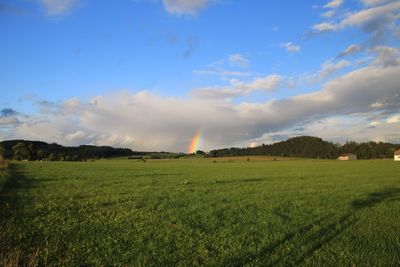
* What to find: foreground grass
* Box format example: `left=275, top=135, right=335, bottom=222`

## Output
left=0, top=158, right=399, bottom=266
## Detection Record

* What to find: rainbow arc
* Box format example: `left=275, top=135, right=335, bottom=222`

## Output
left=188, top=130, right=201, bottom=154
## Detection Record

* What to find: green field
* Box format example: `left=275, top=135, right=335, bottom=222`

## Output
left=1, top=158, right=400, bottom=266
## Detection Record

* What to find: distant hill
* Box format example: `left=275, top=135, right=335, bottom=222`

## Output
left=0, top=140, right=136, bottom=161
left=2, top=136, right=399, bottom=161
left=209, top=136, right=400, bottom=159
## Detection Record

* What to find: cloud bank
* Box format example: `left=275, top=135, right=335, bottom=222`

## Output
left=3, top=60, right=399, bottom=151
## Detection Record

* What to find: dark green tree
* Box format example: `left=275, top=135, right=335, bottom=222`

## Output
left=0, top=145, right=5, bottom=163
left=48, top=153, right=56, bottom=161
left=0, top=145, right=5, bottom=157
left=196, top=150, right=206, bottom=155
left=37, top=149, right=48, bottom=160
left=12, top=142, right=30, bottom=161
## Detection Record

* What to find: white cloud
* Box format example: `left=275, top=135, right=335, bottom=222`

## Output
left=190, top=87, right=244, bottom=99
left=193, top=70, right=250, bottom=77
left=387, top=114, right=400, bottom=123
left=301, top=60, right=351, bottom=84
left=0, top=117, right=20, bottom=125
left=321, top=10, right=336, bottom=18
left=281, top=42, right=301, bottom=53
left=65, top=130, right=86, bottom=141
left=312, top=22, right=339, bottom=32
left=192, top=74, right=282, bottom=99
left=361, top=0, right=393, bottom=6
left=369, top=121, right=381, bottom=126
left=235, top=75, right=282, bottom=92
left=311, top=1, right=400, bottom=35
left=162, top=0, right=210, bottom=16
left=319, top=60, right=350, bottom=78
left=341, top=1, right=400, bottom=27
left=370, top=101, right=384, bottom=109
left=228, top=54, right=249, bottom=67
left=372, top=46, right=400, bottom=67
left=324, top=0, right=343, bottom=9
left=338, top=44, right=361, bottom=57
left=7, top=63, right=400, bottom=152
left=39, top=0, right=79, bottom=16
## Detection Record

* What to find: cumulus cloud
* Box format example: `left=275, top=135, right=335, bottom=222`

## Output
left=301, top=60, right=351, bottom=84
left=0, top=108, right=21, bottom=126
left=386, top=114, right=400, bottom=123
left=321, top=10, right=336, bottom=18
left=337, top=44, right=361, bottom=57
left=162, top=0, right=211, bottom=16
left=190, top=87, right=244, bottom=99
left=39, top=0, right=80, bottom=16
left=319, top=60, right=350, bottom=78
left=312, top=22, right=339, bottom=32
left=0, top=117, right=20, bottom=126
left=341, top=1, right=400, bottom=27
left=311, top=1, right=400, bottom=37
left=372, top=46, right=400, bottom=67
left=361, top=0, right=395, bottom=7
left=192, top=69, right=250, bottom=77
left=234, top=75, right=282, bottom=92
left=192, top=74, right=282, bottom=99
left=324, top=0, right=343, bottom=9
left=281, top=42, right=301, bottom=53
left=228, top=54, right=249, bottom=68
left=5, top=62, right=400, bottom=151
left=65, top=130, right=86, bottom=141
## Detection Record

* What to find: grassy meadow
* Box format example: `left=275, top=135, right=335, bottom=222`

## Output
left=1, top=157, right=400, bottom=266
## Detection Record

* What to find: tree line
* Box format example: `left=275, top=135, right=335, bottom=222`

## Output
left=1, top=136, right=399, bottom=161
left=208, top=136, right=400, bottom=159
left=0, top=140, right=134, bottom=161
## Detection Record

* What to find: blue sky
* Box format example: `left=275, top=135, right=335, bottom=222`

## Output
left=1, top=0, right=399, bottom=152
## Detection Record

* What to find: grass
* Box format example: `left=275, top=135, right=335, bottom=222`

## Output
left=0, top=157, right=399, bottom=266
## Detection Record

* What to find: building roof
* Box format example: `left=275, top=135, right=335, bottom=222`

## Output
left=395, top=149, right=400, bottom=155
left=340, top=154, right=356, bottom=157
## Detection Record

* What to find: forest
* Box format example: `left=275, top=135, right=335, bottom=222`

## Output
left=208, top=136, right=400, bottom=159
left=1, top=136, right=399, bottom=161
left=0, top=140, right=134, bottom=161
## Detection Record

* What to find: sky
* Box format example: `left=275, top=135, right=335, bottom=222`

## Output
left=0, top=0, right=399, bottom=152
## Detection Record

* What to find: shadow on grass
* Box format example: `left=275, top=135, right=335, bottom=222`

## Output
left=0, top=163, right=38, bottom=216
left=0, top=163, right=42, bottom=266
left=222, top=186, right=400, bottom=266
left=351, top=187, right=400, bottom=209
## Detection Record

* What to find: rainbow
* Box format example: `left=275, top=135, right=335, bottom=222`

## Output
left=188, top=130, right=201, bottom=154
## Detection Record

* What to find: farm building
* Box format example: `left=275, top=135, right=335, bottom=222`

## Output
left=395, top=150, right=400, bottom=161
left=337, top=154, right=357, bottom=160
